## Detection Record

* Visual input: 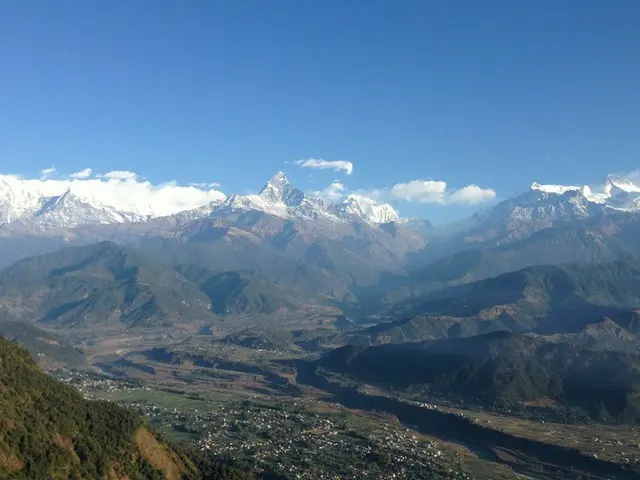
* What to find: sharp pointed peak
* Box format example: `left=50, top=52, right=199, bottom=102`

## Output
left=257, top=170, right=305, bottom=206
left=268, top=170, right=290, bottom=185
left=261, top=170, right=293, bottom=191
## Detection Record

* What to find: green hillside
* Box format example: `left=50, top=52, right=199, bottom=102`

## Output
left=176, top=265, right=307, bottom=315
left=0, top=337, right=252, bottom=480
left=376, top=224, right=639, bottom=312
left=378, top=256, right=640, bottom=340
left=319, top=332, right=640, bottom=422
left=0, top=242, right=215, bottom=328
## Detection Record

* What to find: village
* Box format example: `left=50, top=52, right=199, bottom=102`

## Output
left=129, top=397, right=471, bottom=480
left=52, top=368, right=471, bottom=478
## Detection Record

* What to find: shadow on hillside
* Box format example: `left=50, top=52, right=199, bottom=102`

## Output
left=289, top=359, right=640, bottom=480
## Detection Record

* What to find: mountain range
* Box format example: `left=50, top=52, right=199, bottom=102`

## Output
left=346, top=256, right=640, bottom=348
left=0, top=171, right=405, bottom=232
left=0, top=173, right=428, bottom=298
left=2, top=171, right=640, bottom=317
left=5, top=169, right=640, bottom=432
left=4, top=172, right=640, bottom=237
left=0, top=242, right=327, bottom=328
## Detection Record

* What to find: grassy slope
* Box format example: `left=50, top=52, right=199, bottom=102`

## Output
left=0, top=337, right=252, bottom=480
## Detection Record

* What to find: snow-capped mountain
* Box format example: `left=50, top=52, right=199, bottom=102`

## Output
left=473, top=173, right=640, bottom=231
left=216, top=171, right=331, bottom=220
left=452, top=178, right=621, bottom=248
left=258, top=171, right=305, bottom=207
left=0, top=175, right=51, bottom=224
left=213, top=172, right=401, bottom=225
left=32, top=190, right=147, bottom=228
left=487, top=189, right=606, bottom=223
left=328, top=195, right=400, bottom=224
left=531, top=174, right=640, bottom=212
left=0, top=177, right=146, bottom=231
left=0, top=170, right=405, bottom=232
left=0, top=173, right=228, bottom=232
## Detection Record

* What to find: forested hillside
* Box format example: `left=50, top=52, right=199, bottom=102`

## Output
left=0, top=337, right=252, bottom=480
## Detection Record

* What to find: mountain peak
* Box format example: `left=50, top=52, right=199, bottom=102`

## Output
left=529, top=175, right=640, bottom=213
left=262, top=171, right=290, bottom=190
left=329, top=195, right=400, bottom=224
left=272, top=170, right=288, bottom=183
left=258, top=171, right=304, bottom=207
left=605, top=174, right=640, bottom=194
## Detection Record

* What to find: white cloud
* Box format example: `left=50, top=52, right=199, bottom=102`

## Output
left=295, top=158, right=354, bottom=175
left=40, top=167, right=56, bottom=179
left=390, top=180, right=448, bottom=203
left=70, top=168, right=93, bottom=179
left=313, top=177, right=495, bottom=207
left=101, top=170, right=137, bottom=180
left=190, top=181, right=221, bottom=188
left=1, top=169, right=226, bottom=217
left=389, top=179, right=495, bottom=205
left=349, top=188, right=390, bottom=204
left=314, top=182, right=346, bottom=202
left=448, top=185, right=497, bottom=204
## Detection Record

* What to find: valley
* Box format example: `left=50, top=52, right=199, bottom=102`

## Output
left=27, top=320, right=640, bottom=480
left=3, top=172, right=640, bottom=479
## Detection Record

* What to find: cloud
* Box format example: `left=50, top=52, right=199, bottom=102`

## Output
left=1, top=169, right=226, bottom=217
left=349, top=187, right=390, bottom=204
left=190, top=181, right=221, bottom=188
left=295, top=158, right=354, bottom=175
left=389, top=179, right=496, bottom=205
left=314, top=182, right=346, bottom=202
left=40, top=167, right=56, bottom=179
left=448, top=185, right=497, bottom=204
left=70, top=168, right=93, bottom=179
left=390, top=180, right=448, bottom=203
left=321, top=178, right=496, bottom=207
left=101, top=170, right=137, bottom=180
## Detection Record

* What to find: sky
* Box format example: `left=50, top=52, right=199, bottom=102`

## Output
left=0, top=1, right=639, bottom=223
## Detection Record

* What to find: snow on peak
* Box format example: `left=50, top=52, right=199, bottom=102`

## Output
left=0, top=172, right=226, bottom=229
left=0, top=169, right=419, bottom=231
left=258, top=171, right=305, bottom=207
left=329, top=195, right=400, bottom=224
left=259, top=171, right=289, bottom=195
left=605, top=174, right=640, bottom=194
left=529, top=174, right=640, bottom=212
left=216, top=174, right=402, bottom=225
left=268, top=170, right=289, bottom=186
left=32, top=189, right=145, bottom=228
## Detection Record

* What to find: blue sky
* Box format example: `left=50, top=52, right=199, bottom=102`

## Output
left=1, top=1, right=638, bottom=222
